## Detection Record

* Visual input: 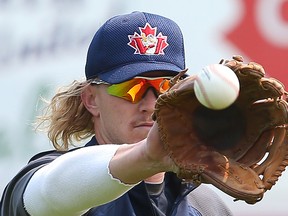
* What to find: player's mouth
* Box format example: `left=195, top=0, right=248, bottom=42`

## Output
left=135, top=122, right=154, bottom=128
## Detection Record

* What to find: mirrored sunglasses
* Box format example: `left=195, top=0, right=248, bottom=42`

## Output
left=91, top=77, right=172, bottom=103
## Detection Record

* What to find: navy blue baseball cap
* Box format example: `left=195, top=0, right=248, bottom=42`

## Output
left=85, top=11, right=186, bottom=84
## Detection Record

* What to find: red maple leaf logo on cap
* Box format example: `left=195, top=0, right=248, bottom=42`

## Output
left=225, top=0, right=288, bottom=87
left=128, top=23, right=169, bottom=55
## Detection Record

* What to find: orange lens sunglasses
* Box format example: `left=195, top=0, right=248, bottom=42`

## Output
left=92, top=77, right=171, bottom=103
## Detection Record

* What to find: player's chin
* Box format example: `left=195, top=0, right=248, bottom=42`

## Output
left=132, top=126, right=151, bottom=139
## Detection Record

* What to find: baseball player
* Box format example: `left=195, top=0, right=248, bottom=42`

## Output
left=0, top=11, right=233, bottom=216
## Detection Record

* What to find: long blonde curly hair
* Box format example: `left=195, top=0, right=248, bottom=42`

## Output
left=36, top=79, right=95, bottom=151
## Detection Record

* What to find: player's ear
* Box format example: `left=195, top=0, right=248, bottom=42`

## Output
left=81, top=85, right=100, bottom=117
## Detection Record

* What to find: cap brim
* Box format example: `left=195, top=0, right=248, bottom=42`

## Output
left=98, top=62, right=183, bottom=84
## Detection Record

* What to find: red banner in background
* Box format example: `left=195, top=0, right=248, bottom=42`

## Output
left=225, top=0, right=288, bottom=88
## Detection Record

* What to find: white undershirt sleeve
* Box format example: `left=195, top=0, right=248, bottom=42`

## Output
left=23, top=144, right=138, bottom=216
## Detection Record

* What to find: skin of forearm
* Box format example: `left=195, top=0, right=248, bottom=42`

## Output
left=109, top=138, right=176, bottom=184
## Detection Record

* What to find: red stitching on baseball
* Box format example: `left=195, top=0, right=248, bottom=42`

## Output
left=209, top=64, right=239, bottom=95
left=196, top=76, right=215, bottom=109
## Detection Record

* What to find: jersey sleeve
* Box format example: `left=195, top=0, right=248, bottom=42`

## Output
left=0, top=150, right=64, bottom=216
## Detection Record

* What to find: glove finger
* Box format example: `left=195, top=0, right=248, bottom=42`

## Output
left=182, top=150, right=265, bottom=204
left=253, top=127, right=288, bottom=190
left=236, top=129, right=274, bottom=166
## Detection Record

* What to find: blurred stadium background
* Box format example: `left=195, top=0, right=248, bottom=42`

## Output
left=0, top=0, right=287, bottom=215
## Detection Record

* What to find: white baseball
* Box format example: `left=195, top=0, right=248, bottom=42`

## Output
left=194, top=64, right=240, bottom=110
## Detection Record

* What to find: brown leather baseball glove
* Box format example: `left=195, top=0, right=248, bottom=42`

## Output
left=152, top=55, right=288, bottom=204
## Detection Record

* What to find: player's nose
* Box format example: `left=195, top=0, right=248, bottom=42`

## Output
left=139, top=88, right=157, bottom=112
